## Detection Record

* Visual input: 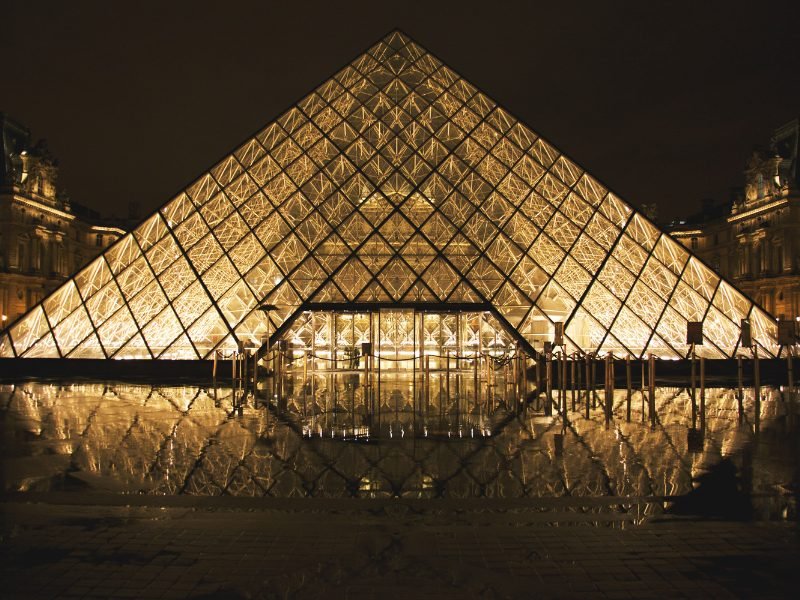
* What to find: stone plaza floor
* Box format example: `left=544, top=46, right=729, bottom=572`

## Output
left=1, top=493, right=798, bottom=599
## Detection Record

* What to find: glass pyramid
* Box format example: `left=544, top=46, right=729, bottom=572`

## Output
left=0, top=31, right=778, bottom=360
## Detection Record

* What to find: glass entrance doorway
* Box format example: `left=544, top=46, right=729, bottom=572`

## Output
left=269, top=308, right=529, bottom=438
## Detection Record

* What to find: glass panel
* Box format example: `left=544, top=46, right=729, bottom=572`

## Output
left=53, top=304, right=95, bottom=355
left=43, top=281, right=82, bottom=327
left=10, top=306, right=51, bottom=356
left=5, top=30, right=777, bottom=362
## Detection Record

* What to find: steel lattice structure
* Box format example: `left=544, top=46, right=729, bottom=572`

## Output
left=0, top=31, right=779, bottom=360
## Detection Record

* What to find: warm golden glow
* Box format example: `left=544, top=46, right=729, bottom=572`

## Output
left=727, top=198, right=789, bottom=223
left=12, top=194, right=76, bottom=220
left=0, top=31, right=778, bottom=361
left=89, top=224, right=128, bottom=235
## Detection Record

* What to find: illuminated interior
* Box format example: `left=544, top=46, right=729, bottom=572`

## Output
left=274, top=308, right=523, bottom=436
left=0, top=31, right=778, bottom=362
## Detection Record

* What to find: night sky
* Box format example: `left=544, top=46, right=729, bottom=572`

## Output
left=3, top=1, right=798, bottom=223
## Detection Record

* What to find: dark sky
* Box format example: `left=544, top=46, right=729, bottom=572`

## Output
left=2, top=0, right=798, bottom=223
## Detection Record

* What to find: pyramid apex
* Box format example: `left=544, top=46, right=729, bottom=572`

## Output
left=381, top=29, right=414, bottom=48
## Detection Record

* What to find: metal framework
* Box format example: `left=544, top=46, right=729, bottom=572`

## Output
left=0, top=31, right=779, bottom=361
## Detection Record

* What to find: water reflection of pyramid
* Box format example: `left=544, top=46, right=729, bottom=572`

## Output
left=0, top=31, right=778, bottom=360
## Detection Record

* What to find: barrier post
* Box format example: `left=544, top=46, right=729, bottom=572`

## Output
left=648, top=354, right=656, bottom=428
left=626, top=355, right=632, bottom=422
left=699, top=356, right=706, bottom=431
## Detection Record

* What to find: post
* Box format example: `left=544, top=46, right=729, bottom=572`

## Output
left=648, top=354, right=656, bottom=428
left=376, top=347, right=381, bottom=430
left=556, top=351, right=562, bottom=412
left=242, top=352, right=248, bottom=399
left=310, top=347, right=316, bottom=420
left=446, top=349, right=451, bottom=414
left=591, top=358, right=597, bottom=409
left=753, top=345, right=760, bottom=433
left=274, top=345, right=279, bottom=407
left=472, top=351, right=478, bottom=415
left=571, top=357, right=576, bottom=412
left=604, top=353, right=612, bottom=423
left=504, top=358, right=510, bottom=410
left=253, top=351, right=258, bottom=401
left=414, top=344, right=428, bottom=416
left=276, top=341, right=286, bottom=412
left=561, top=352, right=567, bottom=412
left=295, top=350, right=304, bottom=417
left=425, top=354, right=432, bottom=418
left=232, top=349, right=237, bottom=387
left=522, top=355, right=529, bottom=413
left=584, top=354, right=591, bottom=419
left=512, top=348, right=519, bottom=412
left=367, top=350, right=373, bottom=422
left=553, top=353, right=563, bottom=412
left=238, top=351, right=246, bottom=414
left=641, top=360, right=646, bottom=423
left=545, top=350, right=553, bottom=416
left=269, top=342, right=276, bottom=402
left=788, top=351, right=795, bottom=430
left=699, top=355, right=706, bottom=431
left=519, top=351, right=526, bottom=413
left=241, top=351, right=247, bottom=399
left=737, top=355, right=744, bottom=422
left=213, top=350, right=218, bottom=382
left=690, top=344, right=697, bottom=428
left=626, top=355, right=632, bottom=422
left=486, top=351, right=492, bottom=414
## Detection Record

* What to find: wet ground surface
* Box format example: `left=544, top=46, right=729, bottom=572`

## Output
left=2, top=496, right=799, bottom=599
left=1, top=381, right=799, bottom=597
left=1, top=382, right=798, bottom=508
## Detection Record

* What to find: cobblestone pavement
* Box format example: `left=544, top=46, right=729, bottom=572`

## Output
left=1, top=494, right=798, bottom=599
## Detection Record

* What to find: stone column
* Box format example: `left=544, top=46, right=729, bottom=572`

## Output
left=743, top=243, right=751, bottom=276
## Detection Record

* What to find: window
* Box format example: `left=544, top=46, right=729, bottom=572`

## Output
left=96, top=234, right=103, bottom=247
left=690, top=237, right=698, bottom=250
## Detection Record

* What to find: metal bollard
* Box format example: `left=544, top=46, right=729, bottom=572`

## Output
left=753, top=346, right=760, bottom=433
left=545, top=351, right=553, bottom=416
left=648, top=354, right=656, bottom=428
left=699, top=356, right=706, bottom=431
left=604, top=354, right=613, bottom=423
left=626, top=355, right=632, bottom=422
left=690, top=345, right=697, bottom=428
left=737, top=355, right=744, bottom=422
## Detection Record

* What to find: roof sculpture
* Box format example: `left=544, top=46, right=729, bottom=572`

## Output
left=0, top=31, right=779, bottom=360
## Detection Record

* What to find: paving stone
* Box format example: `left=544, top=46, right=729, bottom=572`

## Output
left=1, top=497, right=798, bottom=598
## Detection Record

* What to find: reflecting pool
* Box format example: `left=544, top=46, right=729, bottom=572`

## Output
left=1, top=381, right=797, bottom=519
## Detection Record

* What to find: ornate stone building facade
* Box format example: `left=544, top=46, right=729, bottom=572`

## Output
left=0, top=113, right=125, bottom=322
left=671, top=119, right=800, bottom=321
